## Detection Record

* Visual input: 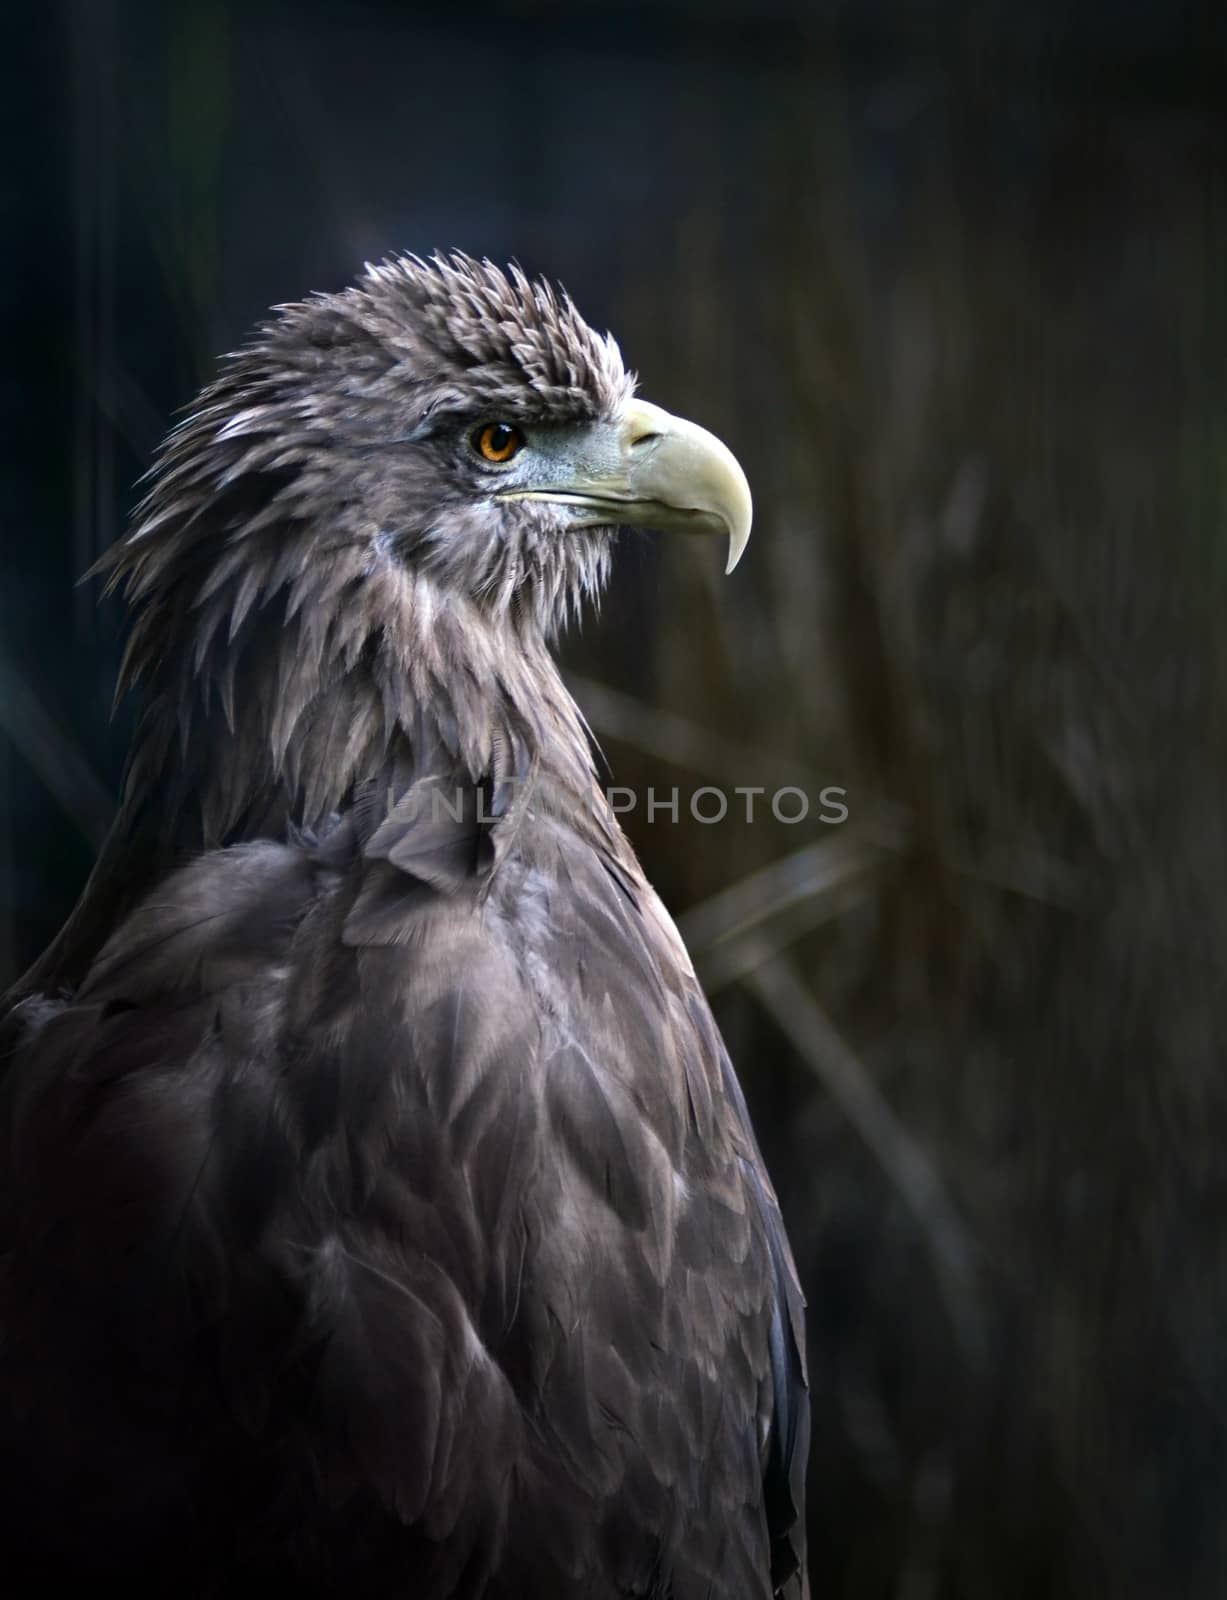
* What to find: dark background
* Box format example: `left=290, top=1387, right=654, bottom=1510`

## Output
left=4, top=2, right=1227, bottom=1594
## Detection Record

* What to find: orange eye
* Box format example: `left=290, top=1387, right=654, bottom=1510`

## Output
left=473, top=421, right=525, bottom=463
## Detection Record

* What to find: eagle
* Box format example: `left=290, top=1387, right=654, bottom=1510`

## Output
left=0, top=254, right=808, bottom=1598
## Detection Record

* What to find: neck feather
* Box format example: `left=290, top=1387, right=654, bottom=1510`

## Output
left=13, top=550, right=600, bottom=1004
left=121, top=545, right=597, bottom=850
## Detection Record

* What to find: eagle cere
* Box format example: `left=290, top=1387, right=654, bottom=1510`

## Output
left=0, top=253, right=808, bottom=1598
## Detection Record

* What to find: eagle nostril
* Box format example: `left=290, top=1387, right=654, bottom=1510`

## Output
left=629, top=430, right=661, bottom=449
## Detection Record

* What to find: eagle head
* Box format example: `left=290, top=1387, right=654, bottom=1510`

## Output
left=117, top=253, right=749, bottom=633
left=98, top=254, right=752, bottom=837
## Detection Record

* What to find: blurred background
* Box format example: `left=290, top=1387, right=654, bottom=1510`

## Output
left=4, top=1, right=1227, bottom=1594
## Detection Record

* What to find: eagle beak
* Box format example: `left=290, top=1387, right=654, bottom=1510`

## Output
left=611, top=400, right=753, bottom=574
left=499, top=399, right=753, bottom=574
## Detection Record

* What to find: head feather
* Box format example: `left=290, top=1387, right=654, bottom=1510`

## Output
left=90, top=253, right=618, bottom=848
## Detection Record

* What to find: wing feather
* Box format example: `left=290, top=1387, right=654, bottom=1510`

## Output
left=0, top=773, right=807, bottom=1596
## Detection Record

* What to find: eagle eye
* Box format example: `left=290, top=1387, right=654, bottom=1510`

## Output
left=472, top=422, right=524, bottom=464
